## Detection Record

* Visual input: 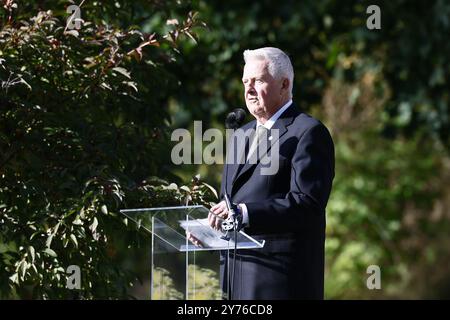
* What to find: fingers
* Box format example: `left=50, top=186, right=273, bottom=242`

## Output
left=215, top=215, right=222, bottom=230
left=208, top=211, right=222, bottom=231
left=211, top=201, right=227, bottom=217
left=209, top=200, right=229, bottom=231
left=186, top=231, right=203, bottom=248
left=212, top=201, right=228, bottom=217
left=208, top=211, right=217, bottom=228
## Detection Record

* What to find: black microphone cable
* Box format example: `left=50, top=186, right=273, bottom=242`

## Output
left=232, top=211, right=238, bottom=300
left=223, top=195, right=242, bottom=301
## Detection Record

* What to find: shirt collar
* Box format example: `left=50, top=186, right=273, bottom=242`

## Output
left=257, top=99, right=293, bottom=130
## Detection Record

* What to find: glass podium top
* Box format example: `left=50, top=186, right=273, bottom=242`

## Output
left=120, top=205, right=265, bottom=252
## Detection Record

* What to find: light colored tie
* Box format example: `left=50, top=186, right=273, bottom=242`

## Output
left=246, top=125, right=269, bottom=163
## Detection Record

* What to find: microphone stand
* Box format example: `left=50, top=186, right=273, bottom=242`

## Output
left=221, top=108, right=246, bottom=300
left=222, top=194, right=242, bottom=300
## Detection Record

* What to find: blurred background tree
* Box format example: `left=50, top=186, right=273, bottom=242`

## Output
left=1, top=0, right=450, bottom=299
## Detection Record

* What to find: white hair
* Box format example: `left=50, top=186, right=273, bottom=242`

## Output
left=243, top=47, right=294, bottom=98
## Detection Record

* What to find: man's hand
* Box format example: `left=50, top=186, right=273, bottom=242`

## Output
left=208, top=200, right=228, bottom=231
left=186, top=231, right=204, bottom=248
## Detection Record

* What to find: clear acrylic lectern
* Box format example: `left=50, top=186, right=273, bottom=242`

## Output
left=120, top=205, right=265, bottom=300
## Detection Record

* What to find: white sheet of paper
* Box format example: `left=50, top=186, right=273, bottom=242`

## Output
left=179, top=218, right=235, bottom=248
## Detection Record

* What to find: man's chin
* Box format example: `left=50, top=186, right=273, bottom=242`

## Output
left=247, top=104, right=263, bottom=113
left=246, top=99, right=259, bottom=106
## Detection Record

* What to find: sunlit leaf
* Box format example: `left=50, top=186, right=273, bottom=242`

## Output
left=112, top=67, right=131, bottom=79
left=43, top=248, right=57, bottom=257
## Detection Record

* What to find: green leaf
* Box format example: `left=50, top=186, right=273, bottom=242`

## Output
left=167, top=183, right=178, bottom=191
left=64, top=29, right=79, bottom=37
left=180, top=185, right=190, bottom=193
left=45, top=234, right=54, bottom=248
left=19, top=78, right=32, bottom=91
left=19, top=260, right=27, bottom=279
left=9, top=273, right=19, bottom=285
left=100, top=82, right=112, bottom=90
left=30, top=231, right=42, bottom=240
left=201, top=182, right=218, bottom=199
left=0, top=243, right=9, bottom=254
left=28, top=246, right=35, bottom=263
left=46, top=222, right=61, bottom=248
left=90, top=217, right=98, bottom=232
left=112, top=67, right=131, bottom=79
left=184, top=31, right=198, bottom=44
left=80, top=207, right=86, bottom=219
left=43, top=248, right=57, bottom=257
left=70, top=234, right=78, bottom=248
left=124, top=81, right=138, bottom=92
left=73, top=216, right=83, bottom=225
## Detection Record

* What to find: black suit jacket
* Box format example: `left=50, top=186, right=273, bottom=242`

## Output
left=220, top=103, right=335, bottom=300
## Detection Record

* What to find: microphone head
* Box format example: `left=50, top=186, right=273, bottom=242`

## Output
left=225, top=108, right=247, bottom=129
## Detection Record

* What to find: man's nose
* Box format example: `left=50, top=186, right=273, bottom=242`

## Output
left=246, top=84, right=256, bottom=95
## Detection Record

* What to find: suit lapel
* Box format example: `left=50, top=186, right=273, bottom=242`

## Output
left=225, top=122, right=254, bottom=196
left=231, top=104, right=301, bottom=191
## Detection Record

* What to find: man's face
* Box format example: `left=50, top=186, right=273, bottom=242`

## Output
left=242, top=59, right=284, bottom=120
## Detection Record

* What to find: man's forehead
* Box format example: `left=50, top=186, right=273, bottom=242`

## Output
left=243, top=59, right=269, bottom=77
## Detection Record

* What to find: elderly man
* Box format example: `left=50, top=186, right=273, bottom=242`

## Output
left=209, top=47, right=335, bottom=300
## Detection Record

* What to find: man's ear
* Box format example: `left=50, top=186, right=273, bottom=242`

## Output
left=281, top=78, right=289, bottom=93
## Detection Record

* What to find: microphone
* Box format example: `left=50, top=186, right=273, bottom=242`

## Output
left=221, top=194, right=243, bottom=233
left=225, top=108, right=246, bottom=129
left=221, top=107, right=244, bottom=241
